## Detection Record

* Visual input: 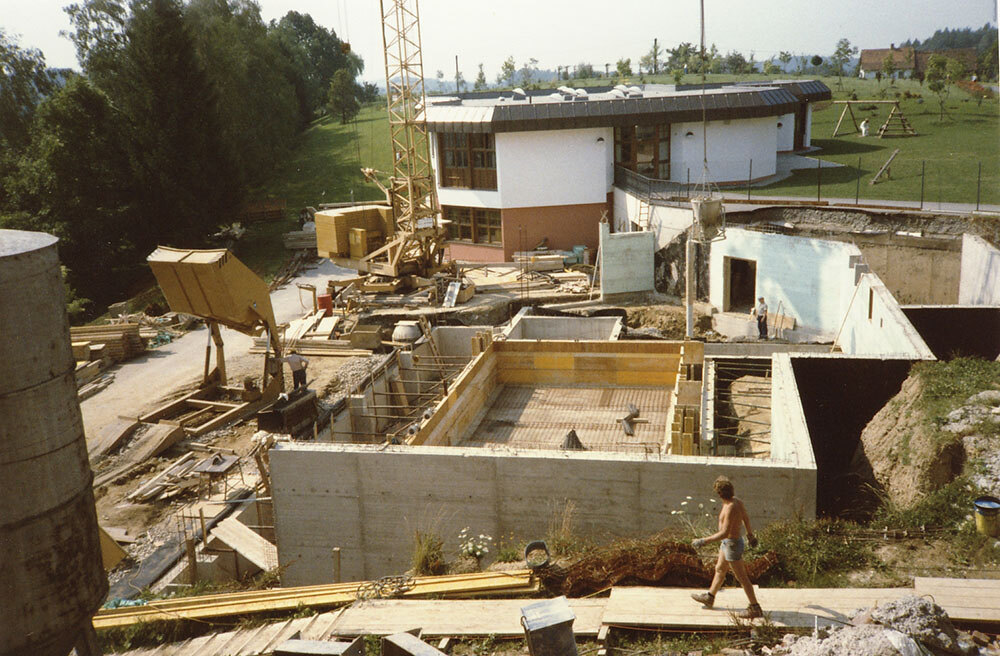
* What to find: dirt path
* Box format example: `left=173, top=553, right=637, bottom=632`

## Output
left=81, top=258, right=357, bottom=445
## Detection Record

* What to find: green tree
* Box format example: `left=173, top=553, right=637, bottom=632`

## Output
left=925, top=54, right=950, bottom=120
left=810, top=54, right=823, bottom=68
left=496, top=55, right=515, bottom=87
left=0, top=29, right=55, bottom=153
left=358, top=81, right=380, bottom=103
left=882, top=53, right=896, bottom=85
left=7, top=75, right=138, bottom=309
left=778, top=51, right=793, bottom=69
left=573, top=62, right=595, bottom=79
left=474, top=63, right=487, bottom=90
left=666, top=42, right=695, bottom=71
left=268, top=10, right=360, bottom=124
left=723, top=50, right=748, bottom=74
left=184, top=0, right=299, bottom=186
left=639, top=38, right=662, bottom=74
left=518, top=57, right=538, bottom=88
left=763, top=58, right=779, bottom=76
left=327, top=68, right=359, bottom=123
left=671, top=68, right=683, bottom=84
left=831, top=37, right=858, bottom=87
left=616, top=58, right=632, bottom=77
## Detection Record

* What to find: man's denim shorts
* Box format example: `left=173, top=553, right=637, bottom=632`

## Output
left=721, top=537, right=745, bottom=562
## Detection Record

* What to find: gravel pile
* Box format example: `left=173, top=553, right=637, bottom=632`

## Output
left=772, top=595, right=978, bottom=656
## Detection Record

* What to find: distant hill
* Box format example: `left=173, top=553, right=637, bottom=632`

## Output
left=901, top=23, right=997, bottom=54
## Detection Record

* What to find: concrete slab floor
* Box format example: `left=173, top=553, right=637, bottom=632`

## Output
left=458, top=384, right=670, bottom=453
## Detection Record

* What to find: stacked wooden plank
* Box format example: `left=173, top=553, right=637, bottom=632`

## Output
left=91, top=570, right=538, bottom=629
left=126, top=452, right=201, bottom=503
left=70, top=323, right=145, bottom=363
left=282, top=230, right=317, bottom=251
left=237, top=199, right=286, bottom=223
left=249, top=311, right=370, bottom=357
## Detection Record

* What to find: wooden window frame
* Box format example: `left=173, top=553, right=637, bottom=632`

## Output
left=614, top=124, right=670, bottom=180
left=439, top=133, right=497, bottom=190
left=444, top=206, right=501, bottom=245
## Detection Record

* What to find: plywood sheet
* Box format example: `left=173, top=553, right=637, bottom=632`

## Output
left=603, top=586, right=913, bottom=629
left=211, top=517, right=279, bottom=571
left=322, top=599, right=607, bottom=637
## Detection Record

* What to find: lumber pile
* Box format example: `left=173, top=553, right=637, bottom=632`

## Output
left=250, top=310, right=371, bottom=357
left=126, top=452, right=202, bottom=503
left=70, top=323, right=146, bottom=363
left=282, top=230, right=317, bottom=251
left=91, top=570, right=538, bottom=629
left=237, top=199, right=286, bottom=223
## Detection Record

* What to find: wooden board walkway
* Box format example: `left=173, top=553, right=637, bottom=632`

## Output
left=913, top=577, right=1000, bottom=623
left=603, top=586, right=912, bottom=630
left=323, top=598, right=608, bottom=637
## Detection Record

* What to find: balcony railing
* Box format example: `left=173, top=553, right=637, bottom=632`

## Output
left=614, top=165, right=689, bottom=201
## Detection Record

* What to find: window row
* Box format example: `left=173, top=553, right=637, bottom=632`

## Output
left=439, top=133, right=497, bottom=190
left=443, top=206, right=501, bottom=244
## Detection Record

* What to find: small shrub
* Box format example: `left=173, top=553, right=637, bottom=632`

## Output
left=870, top=477, right=983, bottom=531
left=756, top=518, right=874, bottom=587
left=457, top=527, right=492, bottom=559
left=546, top=499, right=593, bottom=557
left=495, top=533, right=524, bottom=563
left=412, top=530, right=446, bottom=575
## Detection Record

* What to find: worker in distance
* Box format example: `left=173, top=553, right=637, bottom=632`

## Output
left=690, top=475, right=763, bottom=619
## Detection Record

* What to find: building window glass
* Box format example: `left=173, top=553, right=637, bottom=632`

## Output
left=444, top=206, right=501, bottom=244
left=439, top=133, right=497, bottom=190
left=614, top=124, right=670, bottom=180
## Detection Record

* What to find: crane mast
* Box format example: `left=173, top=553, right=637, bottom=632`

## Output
left=362, top=0, right=446, bottom=277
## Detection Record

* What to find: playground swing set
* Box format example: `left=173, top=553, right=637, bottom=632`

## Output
left=832, top=100, right=917, bottom=138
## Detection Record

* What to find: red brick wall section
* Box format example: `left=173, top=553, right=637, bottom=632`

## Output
left=500, top=201, right=609, bottom=261
left=445, top=242, right=505, bottom=263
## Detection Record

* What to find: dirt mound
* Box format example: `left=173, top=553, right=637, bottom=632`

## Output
left=850, top=375, right=964, bottom=510
left=538, top=537, right=777, bottom=597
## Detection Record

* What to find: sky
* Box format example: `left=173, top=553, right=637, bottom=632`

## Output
left=1, top=0, right=997, bottom=84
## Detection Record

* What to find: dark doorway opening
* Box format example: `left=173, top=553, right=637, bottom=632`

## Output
left=794, top=104, right=807, bottom=150
left=725, top=257, right=756, bottom=313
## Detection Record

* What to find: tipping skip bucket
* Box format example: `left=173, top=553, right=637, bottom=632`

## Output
left=974, top=496, right=1000, bottom=537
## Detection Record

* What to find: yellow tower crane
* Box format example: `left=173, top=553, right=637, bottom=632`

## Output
left=358, top=0, right=447, bottom=278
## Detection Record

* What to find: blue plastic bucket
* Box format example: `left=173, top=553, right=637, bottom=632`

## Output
left=973, top=496, right=1000, bottom=537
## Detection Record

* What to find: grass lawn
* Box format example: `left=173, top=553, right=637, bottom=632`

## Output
left=752, top=76, right=1000, bottom=206
left=237, top=103, right=393, bottom=280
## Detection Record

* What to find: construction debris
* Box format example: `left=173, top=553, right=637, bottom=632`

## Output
left=539, top=536, right=778, bottom=597
left=771, top=595, right=975, bottom=656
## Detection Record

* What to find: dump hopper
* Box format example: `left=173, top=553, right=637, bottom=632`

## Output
left=147, top=247, right=276, bottom=335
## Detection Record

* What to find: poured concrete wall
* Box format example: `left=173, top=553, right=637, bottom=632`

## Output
left=838, top=272, right=934, bottom=359
left=709, top=227, right=860, bottom=333
left=769, top=354, right=815, bottom=466
left=958, top=233, right=1000, bottom=305
left=856, top=236, right=960, bottom=305
left=599, top=222, right=655, bottom=299
left=270, top=442, right=817, bottom=585
left=506, top=310, right=622, bottom=341
left=613, top=189, right=692, bottom=249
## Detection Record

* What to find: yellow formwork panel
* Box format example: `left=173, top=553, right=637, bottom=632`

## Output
left=147, top=246, right=275, bottom=334
left=315, top=204, right=393, bottom=257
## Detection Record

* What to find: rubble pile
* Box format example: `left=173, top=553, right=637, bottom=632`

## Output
left=771, top=595, right=984, bottom=656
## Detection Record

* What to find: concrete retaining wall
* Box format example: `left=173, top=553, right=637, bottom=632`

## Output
left=959, top=233, right=1000, bottom=305
left=270, top=442, right=817, bottom=585
left=837, top=272, right=934, bottom=359
left=709, top=228, right=859, bottom=333
left=599, top=222, right=655, bottom=299
left=505, top=310, right=623, bottom=341
left=769, top=354, right=816, bottom=467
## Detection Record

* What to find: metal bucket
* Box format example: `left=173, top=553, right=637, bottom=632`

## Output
left=974, top=496, right=1000, bottom=537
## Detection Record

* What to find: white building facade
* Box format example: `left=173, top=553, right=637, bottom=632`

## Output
left=425, top=81, right=830, bottom=262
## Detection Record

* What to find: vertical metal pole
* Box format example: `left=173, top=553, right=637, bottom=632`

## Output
left=686, top=167, right=690, bottom=197
left=685, top=234, right=695, bottom=339
left=855, top=156, right=861, bottom=205
left=920, top=161, right=925, bottom=210
left=976, top=162, right=982, bottom=211
left=746, top=159, right=752, bottom=200
left=816, top=158, right=821, bottom=201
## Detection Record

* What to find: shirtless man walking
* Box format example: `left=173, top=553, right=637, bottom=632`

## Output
left=689, top=475, right=763, bottom=619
